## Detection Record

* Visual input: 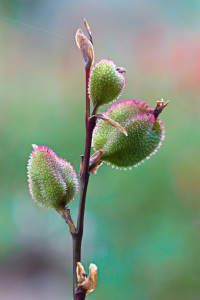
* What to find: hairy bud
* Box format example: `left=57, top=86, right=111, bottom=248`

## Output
left=92, top=100, right=165, bottom=168
left=27, top=145, right=79, bottom=209
left=89, top=59, right=126, bottom=106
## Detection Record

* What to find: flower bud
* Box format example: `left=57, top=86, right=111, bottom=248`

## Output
left=27, top=145, right=79, bottom=209
left=92, top=100, right=165, bottom=168
left=89, top=59, right=126, bottom=106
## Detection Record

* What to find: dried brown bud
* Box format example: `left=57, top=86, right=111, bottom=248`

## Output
left=77, top=262, right=87, bottom=284
left=89, top=150, right=105, bottom=174
left=75, top=29, right=94, bottom=68
left=84, top=18, right=93, bottom=44
left=79, top=155, right=84, bottom=178
left=76, top=262, right=98, bottom=295
left=153, top=99, right=169, bottom=119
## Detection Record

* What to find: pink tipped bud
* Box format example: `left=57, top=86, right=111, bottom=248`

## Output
left=92, top=100, right=166, bottom=168
left=27, top=145, right=79, bottom=210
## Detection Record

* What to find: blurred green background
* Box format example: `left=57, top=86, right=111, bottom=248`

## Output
left=0, top=1, right=200, bottom=299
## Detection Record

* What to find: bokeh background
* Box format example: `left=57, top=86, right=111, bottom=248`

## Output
left=0, top=1, right=200, bottom=299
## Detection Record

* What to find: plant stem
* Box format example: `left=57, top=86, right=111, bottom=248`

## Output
left=74, top=290, right=86, bottom=300
left=72, top=67, right=96, bottom=300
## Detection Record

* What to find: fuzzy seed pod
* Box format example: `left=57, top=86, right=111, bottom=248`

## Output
left=89, top=59, right=126, bottom=106
left=92, top=100, right=165, bottom=168
left=27, top=145, right=79, bottom=210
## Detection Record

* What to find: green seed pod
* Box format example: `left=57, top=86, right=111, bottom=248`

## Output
left=27, top=145, right=79, bottom=209
left=92, top=100, right=165, bottom=168
left=89, top=59, right=126, bottom=106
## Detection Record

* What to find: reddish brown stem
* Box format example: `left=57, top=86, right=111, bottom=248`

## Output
left=72, top=67, right=96, bottom=299
left=74, top=288, right=86, bottom=300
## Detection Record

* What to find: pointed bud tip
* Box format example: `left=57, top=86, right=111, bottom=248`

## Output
left=153, top=99, right=170, bottom=119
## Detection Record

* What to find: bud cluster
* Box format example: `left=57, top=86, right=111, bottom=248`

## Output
left=26, top=20, right=168, bottom=300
